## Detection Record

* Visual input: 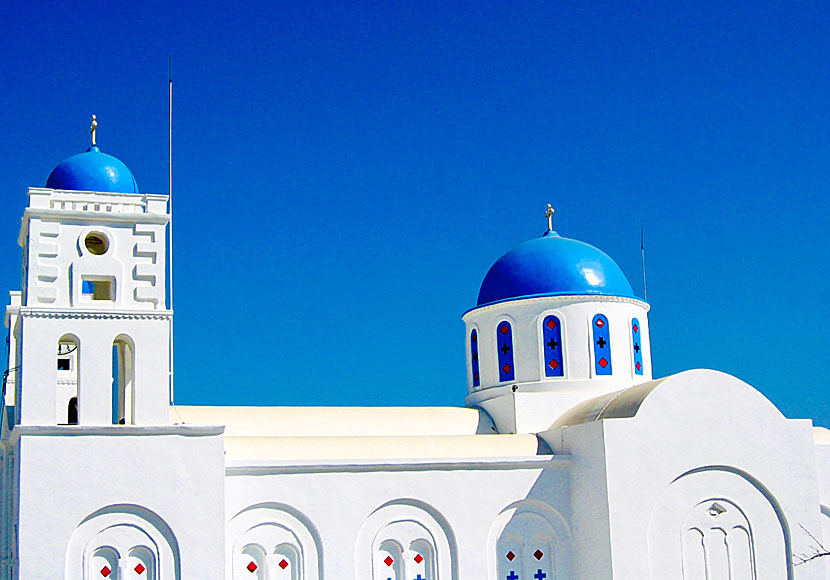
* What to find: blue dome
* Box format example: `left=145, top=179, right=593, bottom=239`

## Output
left=476, top=231, right=635, bottom=306
left=46, top=146, right=138, bottom=193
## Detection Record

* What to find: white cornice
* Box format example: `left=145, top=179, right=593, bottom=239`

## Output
left=5, top=424, right=224, bottom=444
left=18, top=307, right=172, bottom=320
left=463, top=294, right=650, bottom=320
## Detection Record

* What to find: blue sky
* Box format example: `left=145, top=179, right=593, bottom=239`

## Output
left=0, top=0, right=828, bottom=423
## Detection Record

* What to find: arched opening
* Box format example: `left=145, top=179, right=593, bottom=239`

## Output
left=240, top=544, right=266, bottom=580
left=90, top=547, right=119, bottom=580
left=127, top=546, right=156, bottom=580
left=496, top=320, right=515, bottom=382
left=57, top=334, right=80, bottom=425
left=375, top=539, right=403, bottom=580
left=112, top=336, right=135, bottom=425
left=273, top=543, right=300, bottom=580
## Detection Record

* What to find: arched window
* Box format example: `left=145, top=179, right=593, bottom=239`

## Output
left=240, top=544, right=266, bottom=580
left=470, top=329, right=480, bottom=388
left=542, top=316, right=564, bottom=378
left=273, top=543, right=300, bottom=580
left=410, top=539, right=435, bottom=580
left=127, top=546, right=156, bottom=579
left=57, top=334, right=80, bottom=424
left=376, top=540, right=403, bottom=580
left=497, top=321, right=515, bottom=382
left=631, top=318, right=643, bottom=376
left=90, top=547, right=119, bottom=580
left=112, top=336, right=135, bottom=425
left=591, top=315, right=612, bottom=376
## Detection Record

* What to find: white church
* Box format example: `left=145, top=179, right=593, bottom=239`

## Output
left=1, top=123, right=829, bottom=580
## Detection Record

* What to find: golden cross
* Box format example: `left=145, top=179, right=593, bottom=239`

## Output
left=545, top=204, right=555, bottom=231
left=90, top=115, right=98, bottom=146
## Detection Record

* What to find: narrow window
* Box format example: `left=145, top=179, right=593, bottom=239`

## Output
left=470, top=329, right=480, bottom=388
left=632, top=318, right=643, bottom=376
left=112, top=337, right=135, bottom=425
left=497, top=321, right=515, bottom=382
left=592, top=314, right=612, bottom=375
left=57, top=336, right=79, bottom=425
left=542, top=315, right=564, bottom=377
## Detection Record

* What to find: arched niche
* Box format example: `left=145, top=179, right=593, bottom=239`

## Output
left=226, top=503, right=322, bottom=580
left=647, top=467, right=791, bottom=580
left=355, top=500, right=457, bottom=580
left=65, top=504, right=180, bottom=580
left=487, top=500, right=572, bottom=580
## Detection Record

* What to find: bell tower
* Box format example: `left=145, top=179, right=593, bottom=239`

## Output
left=7, top=124, right=171, bottom=426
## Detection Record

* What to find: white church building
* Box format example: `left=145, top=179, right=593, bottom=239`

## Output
left=1, top=127, right=830, bottom=580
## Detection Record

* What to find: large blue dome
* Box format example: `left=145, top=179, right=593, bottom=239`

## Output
left=46, top=146, right=138, bottom=193
left=476, top=231, right=635, bottom=306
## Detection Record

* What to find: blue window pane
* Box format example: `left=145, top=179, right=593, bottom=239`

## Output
left=470, top=329, right=480, bottom=387
left=82, top=280, right=94, bottom=294
left=632, top=318, right=643, bottom=376
left=592, top=314, right=612, bottom=375
left=542, top=315, right=564, bottom=377
left=497, top=321, right=515, bottom=382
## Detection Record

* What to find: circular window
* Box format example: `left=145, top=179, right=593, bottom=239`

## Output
left=84, top=233, right=109, bottom=255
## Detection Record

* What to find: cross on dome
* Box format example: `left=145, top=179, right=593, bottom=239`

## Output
left=545, top=204, right=555, bottom=232
left=90, top=115, right=98, bottom=146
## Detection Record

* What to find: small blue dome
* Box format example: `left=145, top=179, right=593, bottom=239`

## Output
left=477, top=231, right=635, bottom=306
left=46, top=146, right=138, bottom=193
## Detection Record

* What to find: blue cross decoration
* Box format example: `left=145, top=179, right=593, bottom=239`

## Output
left=534, top=570, right=547, bottom=580
left=506, top=572, right=519, bottom=580
left=414, top=575, right=425, bottom=580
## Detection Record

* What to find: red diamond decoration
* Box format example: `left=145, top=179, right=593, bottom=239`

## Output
left=100, top=566, right=111, bottom=578
left=546, top=319, right=556, bottom=329
left=500, top=324, right=509, bottom=334
left=548, top=359, right=559, bottom=369
left=633, top=324, right=639, bottom=332
left=506, top=551, right=516, bottom=561
left=384, top=556, right=394, bottom=567
left=278, top=559, right=289, bottom=570
left=473, top=372, right=479, bottom=381
left=598, top=358, right=608, bottom=368
left=414, top=554, right=424, bottom=564
left=247, top=561, right=258, bottom=573
left=135, top=563, right=146, bottom=574
left=636, top=362, right=642, bottom=371
left=595, top=318, right=605, bottom=328
left=534, top=549, right=544, bottom=560
left=503, top=363, right=511, bottom=374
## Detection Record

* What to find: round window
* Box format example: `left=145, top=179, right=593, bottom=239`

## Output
left=84, top=233, right=109, bottom=255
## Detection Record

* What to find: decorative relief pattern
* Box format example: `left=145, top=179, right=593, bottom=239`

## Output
left=682, top=500, right=755, bottom=580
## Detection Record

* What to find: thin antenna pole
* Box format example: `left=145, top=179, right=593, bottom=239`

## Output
left=641, top=226, right=648, bottom=301
left=168, top=55, right=175, bottom=405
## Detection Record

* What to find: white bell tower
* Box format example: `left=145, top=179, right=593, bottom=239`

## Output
left=6, top=134, right=171, bottom=427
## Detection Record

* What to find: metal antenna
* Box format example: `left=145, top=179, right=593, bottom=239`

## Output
left=641, top=225, right=648, bottom=301
left=168, top=55, right=175, bottom=405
